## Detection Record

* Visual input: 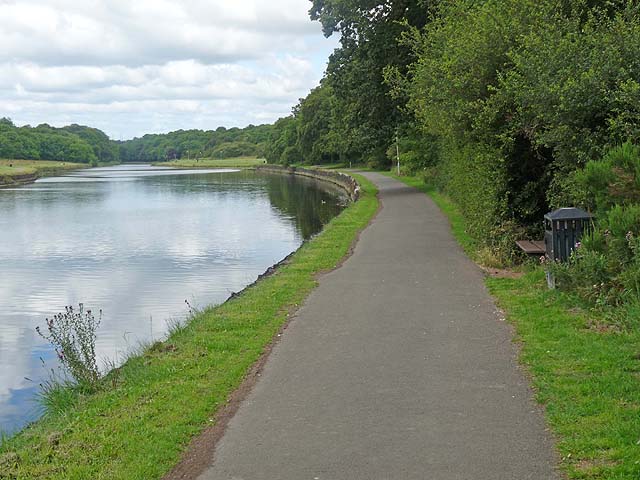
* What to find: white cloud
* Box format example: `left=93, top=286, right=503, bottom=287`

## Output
left=0, top=0, right=338, bottom=138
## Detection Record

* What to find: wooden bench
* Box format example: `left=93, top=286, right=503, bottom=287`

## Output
left=516, top=240, right=545, bottom=256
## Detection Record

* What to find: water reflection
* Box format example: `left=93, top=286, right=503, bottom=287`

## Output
left=263, top=173, right=348, bottom=239
left=0, top=165, right=345, bottom=434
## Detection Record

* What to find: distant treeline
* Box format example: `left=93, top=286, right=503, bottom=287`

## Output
left=118, top=124, right=273, bottom=162
left=0, top=118, right=118, bottom=165
left=0, top=118, right=274, bottom=165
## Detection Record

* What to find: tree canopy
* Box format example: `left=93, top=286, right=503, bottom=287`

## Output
left=118, top=124, right=273, bottom=162
left=0, top=119, right=106, bottom=165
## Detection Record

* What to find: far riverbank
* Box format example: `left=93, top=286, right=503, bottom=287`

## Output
left=152, top=157, right=267, bottom=169
left=0, top=159, right=85, bottom=187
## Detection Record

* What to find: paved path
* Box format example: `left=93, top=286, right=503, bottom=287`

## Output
left=197, top=173, right=559, bottom=480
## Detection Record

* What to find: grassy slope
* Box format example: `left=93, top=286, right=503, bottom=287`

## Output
left=0, top=160, right=83, bottom=185
left=390, top=173, right=640, bottom=479
left=0, top=174, right=378, bottom=479
left=155, top=157, right=267, bottom=168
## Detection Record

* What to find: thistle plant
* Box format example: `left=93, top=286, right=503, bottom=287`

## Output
left=36, top=304, right=102, bottom=391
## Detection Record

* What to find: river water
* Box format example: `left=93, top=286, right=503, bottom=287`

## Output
left=0, top=164, right=345, bottom=435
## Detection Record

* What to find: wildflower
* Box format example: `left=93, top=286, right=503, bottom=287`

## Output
left=575, top=241, right=582, bottom=249
left=35, top=304, right=102, bottom=391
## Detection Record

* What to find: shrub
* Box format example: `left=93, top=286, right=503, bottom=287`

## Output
left=550, top=247, right=610, bottom=304
left=575, top=142, right=640, bottom=212
left=551, top=203, right=640, bottom=308
left=546, top=142, right=640, bottom=310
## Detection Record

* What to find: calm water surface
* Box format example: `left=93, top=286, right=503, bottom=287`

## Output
left=0, top=164, right=345, bottom=434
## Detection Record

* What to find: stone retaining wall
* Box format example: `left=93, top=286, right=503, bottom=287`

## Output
left=255, top=165, right=360, bottom=201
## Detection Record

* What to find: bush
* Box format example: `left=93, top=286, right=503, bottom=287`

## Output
left=544, top=142, right=640, bottom=311
left=366, top=147, right=391, bottom=170
left=575, top=142, right=640, bottom=212
left=549, top=247, right=610, bottom=304
left=387, top=131, right=441, bottom=176
left=550, top=203, right=640, bottom=308
left=441, top=140, right=508, bottom=245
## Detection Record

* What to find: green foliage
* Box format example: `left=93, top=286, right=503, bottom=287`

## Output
left=498, top=5, right=640, bottom=171
left=264, top=2, right=434, bottom=167
left=63, top=124, right=119, bottom=164
left=550, top=142, right=640, bottom=310
left=549, top=247, right=611, bottom=304
left=119, top=124, right=273, bottom=162
left=295, top=84, right=340, bottom=164
left=386, top=0, right=640, bottom=259
left=265, top=116, right=299, bottom=165
left=0, top=118, right=107, bottom=164
left=430, top=137, right=521, bottom=259
left=405, top=0, right=559, bottom=237
left=388, top=130, right=440, bottom=176
left=576, top=142, right=640, bottom=212
left=210, top=140, right=259, bottom=159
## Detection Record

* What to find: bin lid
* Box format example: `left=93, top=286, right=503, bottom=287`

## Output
left=544, top=207, right=593, bottom=221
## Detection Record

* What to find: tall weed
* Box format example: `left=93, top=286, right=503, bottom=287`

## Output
left=36, top=304, right=102, bottom=392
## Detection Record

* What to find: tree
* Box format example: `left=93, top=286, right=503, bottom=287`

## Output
left=295, top=83, right=339, bottom=164
left=0, top=121, right=113, bottom=163
left=309, top=0, right=431, bottom=166
left=265, top=117, right=300, bottom=165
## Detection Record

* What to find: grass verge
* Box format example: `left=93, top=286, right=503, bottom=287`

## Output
left=0, top=174, right=378, bottom=479
left=155, top=157, right=267, bottom=169
left=0, top=160, right=84, bottom=186
left=391, top=173, right=640, bottom=479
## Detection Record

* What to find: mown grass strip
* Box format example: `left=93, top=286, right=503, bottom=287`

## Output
left=0, top=174, right=378, bottom=480
left=155, top=157, right=267, bottom=168
left=0, top=160, right=84, bottom=186
left=391, top=173, right=640, bottom=479
left=488, top=272, right=640, bottom=479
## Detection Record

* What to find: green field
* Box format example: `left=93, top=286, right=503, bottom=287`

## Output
left=0, top=160, right=83, bottom=185
left=156, top=157, right=267, bottom=169
left=392, top=173, right=640, bottom=479
left=0, top=174, right=378, bottom=479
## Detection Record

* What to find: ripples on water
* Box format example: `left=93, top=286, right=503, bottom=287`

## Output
left=0, top=164, right=345, bottom=434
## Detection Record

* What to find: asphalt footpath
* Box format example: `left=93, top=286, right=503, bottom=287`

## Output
left=196, top=172, right=559, bottom=480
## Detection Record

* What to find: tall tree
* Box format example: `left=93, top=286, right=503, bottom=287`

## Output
left=309, top=0, right=431, bottom=166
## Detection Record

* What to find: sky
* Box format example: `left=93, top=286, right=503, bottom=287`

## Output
left=0, top=0, right=339, bottom=139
